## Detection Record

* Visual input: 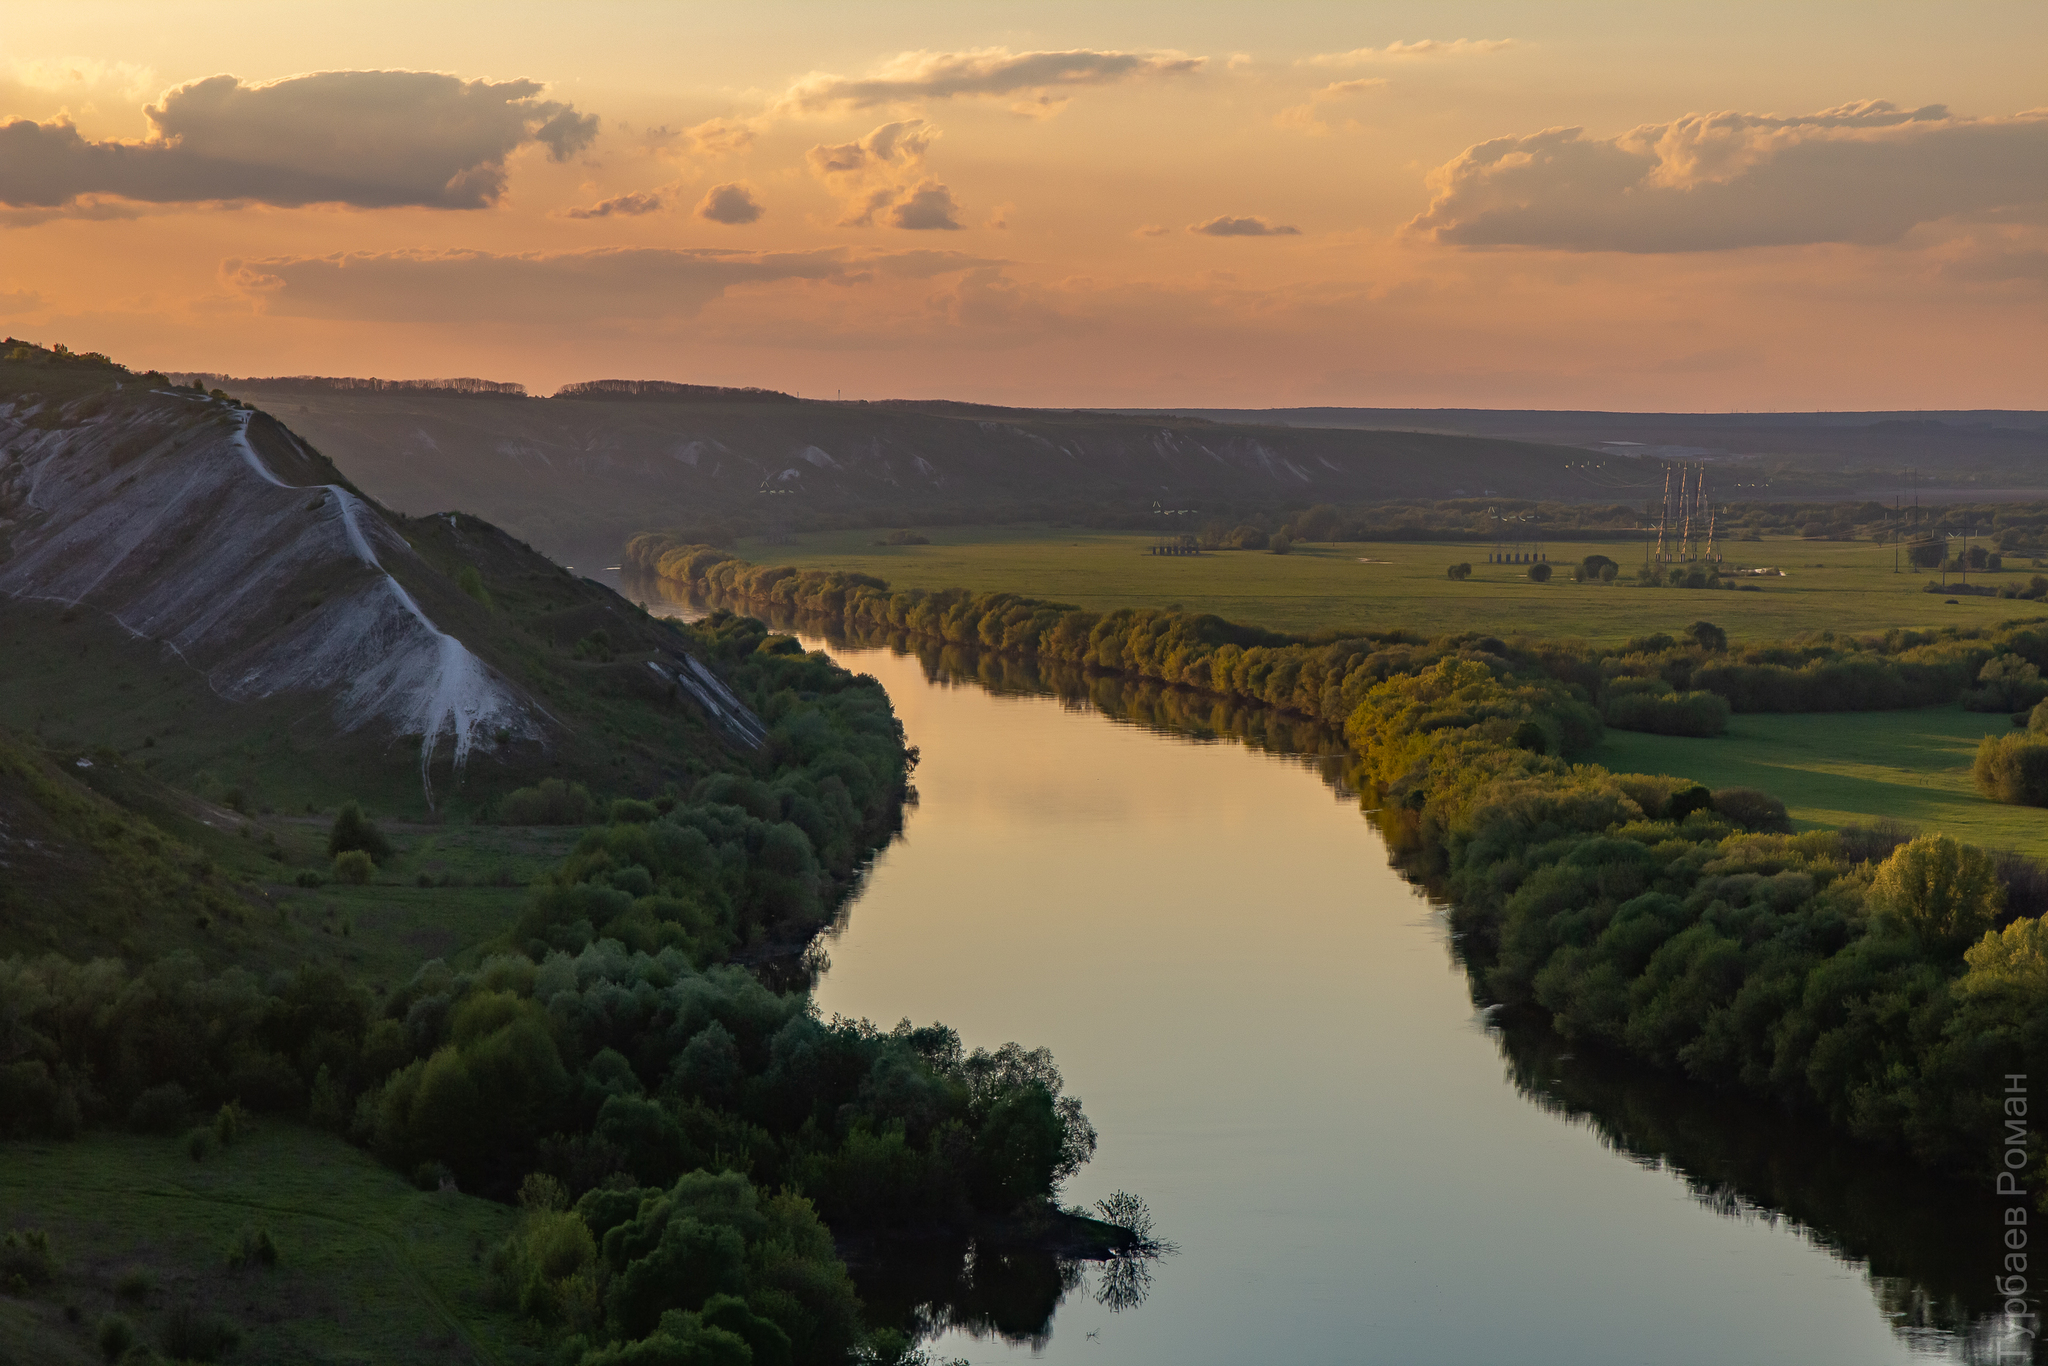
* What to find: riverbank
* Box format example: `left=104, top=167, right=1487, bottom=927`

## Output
left=626, top=547, right=2047, bottom=1196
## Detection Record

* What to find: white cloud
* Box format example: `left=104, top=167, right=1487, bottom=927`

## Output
left=805, top=119, right=965, bottom=229
left=1410, top=100, right=2048, bottom=252
left=8, top=57, right=158, bottom=102
left=773, top=47, right=1203, bottom=115
left=696, top=182, right=764, bottom=225
left=0, top=70, right=599, bottom=212
left=1191, top=215, right=1301, bottom=237
left=1275, top=78, right=1387, bottom=134
left=1306, top=39, right=1514, bottom=65
left=563, top=188, right=669, bottom=219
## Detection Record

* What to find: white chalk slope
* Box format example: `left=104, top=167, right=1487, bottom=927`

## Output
left=0, top=392, right=539, bottom=796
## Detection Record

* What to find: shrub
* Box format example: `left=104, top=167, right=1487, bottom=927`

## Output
left=212, top=1100, right=247, bottom=1146
left=293, top=869, right=325, bottom=888
left=332, top=850, right=374, bottom=885
left=327, top=802, right=392, bottom=864
left=185, top=1126, right=215, bottom=1161
left=1964, top=654, right=2048, bottom=712
left=1665, top=784, right=1715, bottom=821
left=457, top=565, right=494, bottom=609
left=1974, top=733, right=2048, bottom=807
left=1712, top=787, right=1792, bottom=832
left=1868, top=833, right=2004, bottom=949
left=1604, top=689, right=1730, bottom=736
left=96, top=1313, right=134, bottom=1362
left=877, top=529, right=929, bottom=545
left=1269, top=531, right=1292, bottom=555
left=499, top=778, right=597, bottom=825
left=0, top=1229, right=54, bottom=1287
left=608, top=798, right=659, bottom=824
left=226, top=1225, right=277, bottom=1270
left=1686, top=620, right=1728, bottom=652
left=114, top=1267, right=153, bottom=1301
left=160, top=1305, right=241, bottom=1362
left=1447, top=562, right=1471, bottom=581
left=1527, top=562, right=1552, bottom=582
left=127, top=1083, right=191, bottom=1134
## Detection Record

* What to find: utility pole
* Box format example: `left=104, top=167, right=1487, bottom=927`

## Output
left=1655, top=464, right=1671, bottom=564
left=1679, top=463, right=1696, bottom=563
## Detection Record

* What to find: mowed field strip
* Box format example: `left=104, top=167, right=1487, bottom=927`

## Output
left=719, top=526, right=2047, bottom=643
left=1601, top=706, right=2048, bottom=857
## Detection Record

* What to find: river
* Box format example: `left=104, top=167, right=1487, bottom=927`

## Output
left=616, top=575, right=2023, bottom=1365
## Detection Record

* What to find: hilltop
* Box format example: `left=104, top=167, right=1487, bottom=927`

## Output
left=0, top=345, right=765, bottom=819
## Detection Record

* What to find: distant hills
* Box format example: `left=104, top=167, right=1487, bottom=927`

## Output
left=138, top=371, right=2047, bottom=568
left=202, top=379, right=1615, bottom=565
left=1124, top=406, right=2048, bottom=489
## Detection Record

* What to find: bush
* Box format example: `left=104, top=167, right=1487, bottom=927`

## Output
left=184, top=1127, right=215, bottom=1162
left=499, top=778, right=597, bottom=825
left=332, top=849, right=374, bottom=885
left=127, top=1083, right=191, bottom=1134
left=0, top=1229, right=54, bottom=1287
left=96, top=1313, right=134, bottom=1362
left=1975, top=733, right=2048, bottom=807
left=226, top=1225, right=277, bottom=1270
left=608, top=798, right=659, bottom=824
left=1270, top=531, right=1292, bottom=555
left=457, top=564, right=494, bottom=609
left=160, top=1305, right=241, bottom=1362
left=1665, top=783, right=1715, bottom=821
left=1527, top=562, right=1552, bottom=582
left=1604, top=688, right=1730, bottom=736
left=1686, top=620, right=1727, bottom=652
left=327, top=802, right=392, bottom=864
left=1447, top=562, right=1471, bottom=581
left=1964, top=654, right=2048, bottom=712
left=114, top=1267, right=152, bottom=1301
left=1712, top=786, right=1792, bottom=833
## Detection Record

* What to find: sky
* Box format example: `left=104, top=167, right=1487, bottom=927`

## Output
left=2, top=1, right=2043, bottom=410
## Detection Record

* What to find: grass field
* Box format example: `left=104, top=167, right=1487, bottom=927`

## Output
left=716, top=525, right=2048, bottom=643
left=0, top=1122, right=530, bottom=1366
left=1599, top=704, right=2048, bottom=857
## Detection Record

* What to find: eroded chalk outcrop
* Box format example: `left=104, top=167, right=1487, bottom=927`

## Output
left=0, top=391, right=540, bottom=799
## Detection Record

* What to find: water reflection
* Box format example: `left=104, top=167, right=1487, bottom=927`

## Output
left=630, top=574, right=2029, bottom=1362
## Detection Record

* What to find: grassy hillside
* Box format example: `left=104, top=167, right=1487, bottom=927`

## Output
left=0, top=1121, right=530, bottom=1366
left=1599, top=705, right=2048, bottom=858
left=643, top=524, right=2047, bottom=643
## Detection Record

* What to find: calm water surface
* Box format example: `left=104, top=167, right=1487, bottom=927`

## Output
left=621, top=579, right=2013, bottom=1365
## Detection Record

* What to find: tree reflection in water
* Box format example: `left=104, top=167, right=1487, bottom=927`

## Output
left=631, top=576, right=2034, bottom=1362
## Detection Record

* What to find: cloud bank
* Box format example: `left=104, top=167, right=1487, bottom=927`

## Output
left=1411, top=100, right=2048, bottom=252
left=0, top=70, right=598, bottom=211
left=226, top=246, right=999, bottom=322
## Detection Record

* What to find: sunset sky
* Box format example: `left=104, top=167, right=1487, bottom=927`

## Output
left=3, top=2, right=2043, bottom=409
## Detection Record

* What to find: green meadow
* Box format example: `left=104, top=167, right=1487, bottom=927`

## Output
left=1600, top=705, right=2048, bottom=858
left=720, top=525, right=2045, bottom=644
left=0, top=1122, right=529, bottom=1366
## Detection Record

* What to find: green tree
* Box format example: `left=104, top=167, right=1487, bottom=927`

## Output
left=1867, top=834, right=2004, bottom=949
left=328, top=801, right=392, bottom=864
